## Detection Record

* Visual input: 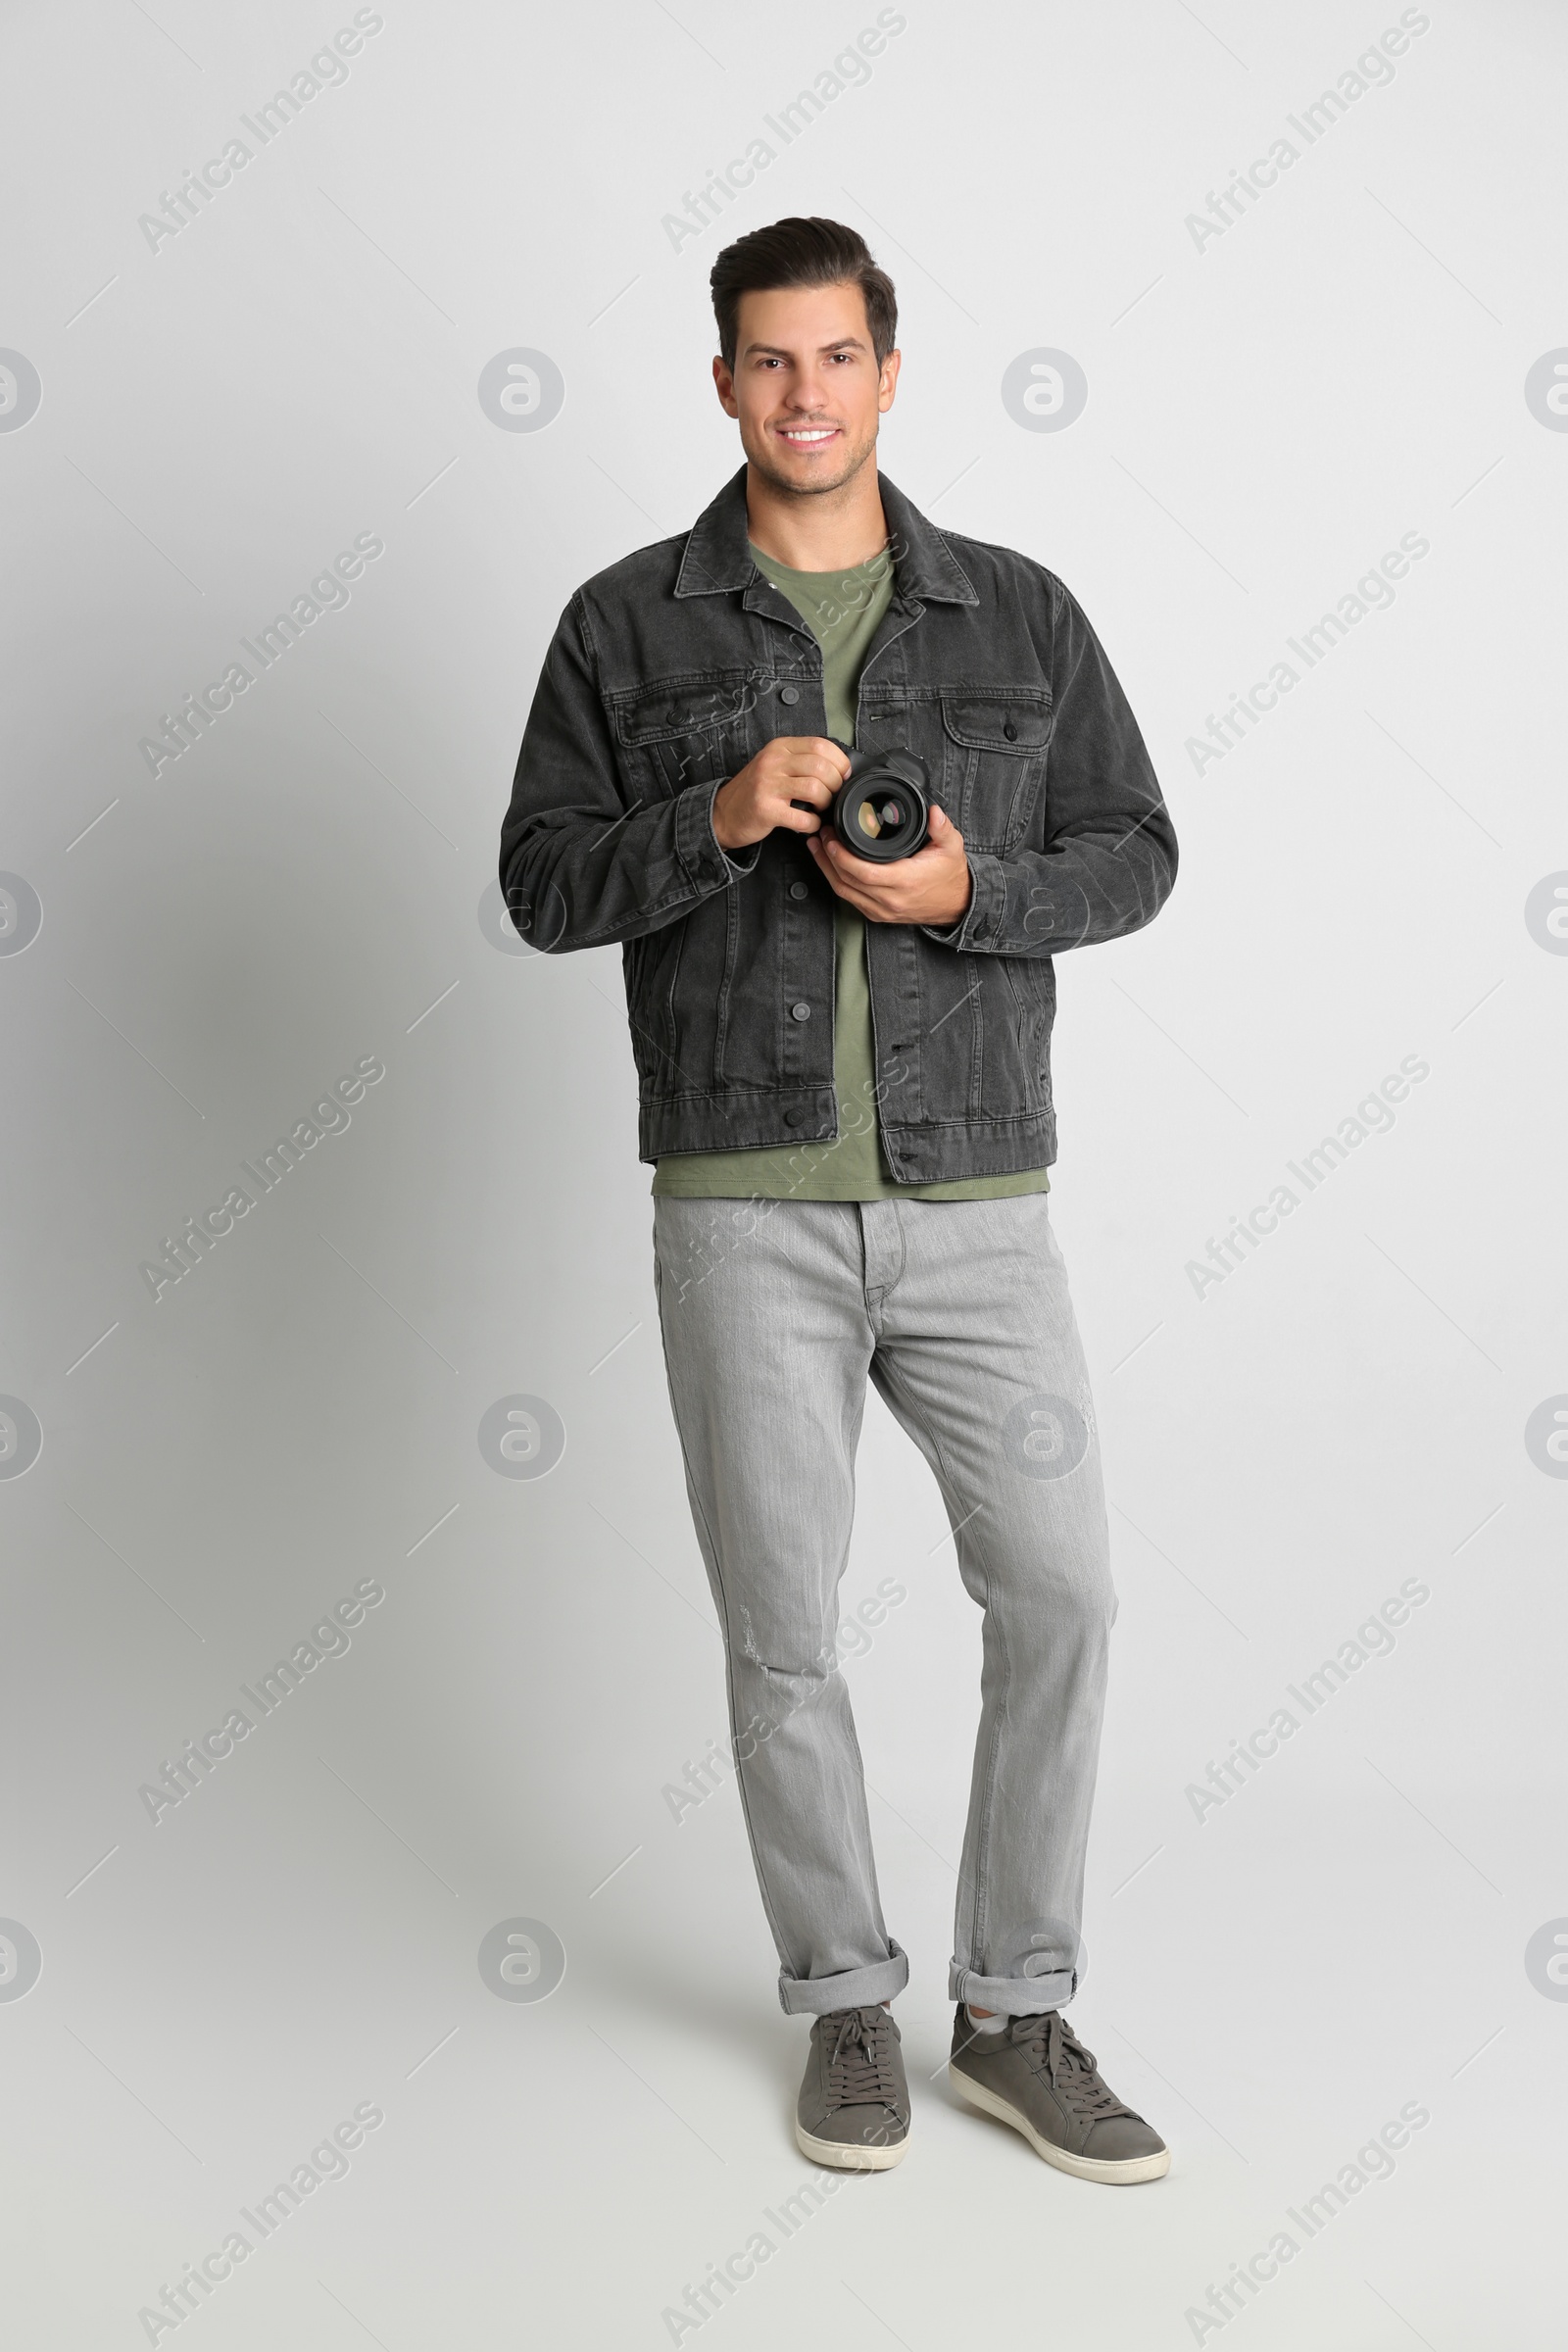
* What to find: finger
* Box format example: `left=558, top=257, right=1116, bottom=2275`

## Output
left=901, top=846, right=966, bottom=885
left=775, top=759, right=852, bottom=801
left=784, top=766, right=850, bottom=806
left=821, top=837, right=904, bottom=892
left=768, top=738, right=850, bottom=777
left=824, top=879, right=885, bottom=919
left=840, top=889, right=905, bottom=922
left=776, top=805, right=824, bottom=832
left=817, top=867, right=906, bottom=920
left=771, top=735, right=849, bottom=765
left=807, top=836, right=872, bottom=903
left=897, top=832, right=964, bottom=872
left=782, top=774, right=836, bottom=809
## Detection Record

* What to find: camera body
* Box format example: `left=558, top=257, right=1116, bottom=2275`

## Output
left=829, top=748, right=931, bottom=862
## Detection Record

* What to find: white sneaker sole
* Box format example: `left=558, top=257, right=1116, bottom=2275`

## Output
left=949, top=2064, right=1170, bottom=2183
left=795, top=2119, right=909, bottom=2171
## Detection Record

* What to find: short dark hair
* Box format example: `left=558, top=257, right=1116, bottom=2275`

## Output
left=710, top=217, right=898, bottom=373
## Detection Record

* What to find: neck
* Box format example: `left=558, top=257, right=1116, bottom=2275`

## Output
left=744, top=458, right=888, bottom=573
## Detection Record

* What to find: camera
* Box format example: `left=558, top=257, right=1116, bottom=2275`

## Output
left=829, top=749, right=930, bottom=862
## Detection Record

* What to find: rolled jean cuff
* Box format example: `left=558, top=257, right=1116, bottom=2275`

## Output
left=949, top=1960, right=1076, bottom=2015
left=778, top=1939, right=909, bottom=2016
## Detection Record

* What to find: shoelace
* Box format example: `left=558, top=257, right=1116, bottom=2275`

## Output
left=824, top=2006, right=898, bottom=2109
left=1006, top=2012, right=1133, bottom=2122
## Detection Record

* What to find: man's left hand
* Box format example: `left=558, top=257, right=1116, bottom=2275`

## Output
left=807, top=800, right=973, bottom=927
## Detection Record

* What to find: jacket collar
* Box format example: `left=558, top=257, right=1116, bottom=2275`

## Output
left=673, top=461, right=978, bottom=607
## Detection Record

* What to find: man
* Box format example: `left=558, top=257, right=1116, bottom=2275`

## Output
left=500, top=218, right=1178, bottom=2183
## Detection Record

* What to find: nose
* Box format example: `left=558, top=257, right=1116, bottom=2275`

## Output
left=783, top=368, right=830, bottom=412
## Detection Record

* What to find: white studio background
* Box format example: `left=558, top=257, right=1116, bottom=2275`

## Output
left=2, top=2, right=1565, bottom=2345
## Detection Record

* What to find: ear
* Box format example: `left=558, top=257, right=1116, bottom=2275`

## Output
left=712, top=354, right=739, bottom=418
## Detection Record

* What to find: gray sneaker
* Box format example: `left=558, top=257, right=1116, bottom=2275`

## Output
left=949, top=2006, right=1169, bottom=2183
left=796, top=2004, right=910, bottom=2170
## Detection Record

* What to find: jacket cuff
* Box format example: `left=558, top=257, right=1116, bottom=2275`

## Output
left=675, top=778, right=761, bottom=895
left=921, top=853, right=1002, bottom=951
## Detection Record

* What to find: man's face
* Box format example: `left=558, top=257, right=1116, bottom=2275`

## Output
left=713, top=280, right=899, bottom=499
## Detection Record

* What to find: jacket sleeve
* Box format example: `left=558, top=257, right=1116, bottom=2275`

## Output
left=923, top=579, right=1177, bottom=959
left=498, top=593, right=760, bottom=953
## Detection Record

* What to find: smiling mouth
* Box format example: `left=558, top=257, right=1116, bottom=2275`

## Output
left=777, top=425, right=840, bottom=446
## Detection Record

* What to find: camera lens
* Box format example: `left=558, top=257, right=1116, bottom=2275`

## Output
left=832, top=753, right=930, bottom=862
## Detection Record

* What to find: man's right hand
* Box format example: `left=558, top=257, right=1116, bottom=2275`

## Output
left=711, top=736, right=853, bottom=853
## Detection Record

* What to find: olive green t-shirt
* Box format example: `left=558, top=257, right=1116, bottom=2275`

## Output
left=652, top=542, right=1051, bottom=1201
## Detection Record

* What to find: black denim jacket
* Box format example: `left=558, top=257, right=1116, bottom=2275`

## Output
left=499, top=465, right=1177, bottom=1179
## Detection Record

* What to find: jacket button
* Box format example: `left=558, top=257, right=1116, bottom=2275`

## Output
left=1004, top=721, right=1017, bottom=741
left=778, top=684, right=801, bottom=705
left=791, top=1001, right=811, bottom=1022
left=784, top=1107, right=806, bottom=1126
left=788, top=881, right=808, bottom=901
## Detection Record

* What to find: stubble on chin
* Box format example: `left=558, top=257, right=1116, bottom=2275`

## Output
left=746, top=427, right=878, bottom=501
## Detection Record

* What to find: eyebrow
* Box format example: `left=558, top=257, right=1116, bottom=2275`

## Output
left=741, top=336, right=868, bottom=360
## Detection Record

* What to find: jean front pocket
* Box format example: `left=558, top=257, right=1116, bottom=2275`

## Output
left=940, top=689, right=1053, bottom=854
left=612, top=672, right=763, bottom=802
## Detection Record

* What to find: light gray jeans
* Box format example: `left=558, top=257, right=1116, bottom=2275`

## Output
left=653, top=1192, right=1115, bottom=2018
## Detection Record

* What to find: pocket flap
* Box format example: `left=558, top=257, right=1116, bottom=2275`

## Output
left=941, top=692, right=1052, bottom=752
left=614, top=679, right=756, bottom=747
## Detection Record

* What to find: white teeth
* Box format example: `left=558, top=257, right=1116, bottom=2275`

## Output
left=783, top=428, right=834, bottom=441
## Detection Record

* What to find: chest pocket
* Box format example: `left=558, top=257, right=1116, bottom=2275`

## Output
left=942, top=691, right=1053, bottom=854
left=612, top=677, right=760, bottom=800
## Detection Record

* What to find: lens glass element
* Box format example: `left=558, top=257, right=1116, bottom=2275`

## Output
left=858, top=794, right=910, bottom=841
